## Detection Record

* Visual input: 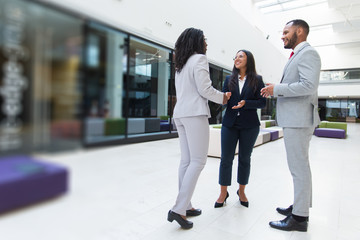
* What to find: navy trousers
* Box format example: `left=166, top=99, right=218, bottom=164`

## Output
left=219, top=124, right=259, bottom=186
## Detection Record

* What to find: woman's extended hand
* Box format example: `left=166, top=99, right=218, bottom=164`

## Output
left=260, top=83, right=274, bottom=97
left=232, top=100, right=245, bottom=109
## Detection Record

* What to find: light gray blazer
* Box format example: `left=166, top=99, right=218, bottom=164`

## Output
left=274, top=42, right=321, bottom=128
left=173, top=54, right=224, bottom=118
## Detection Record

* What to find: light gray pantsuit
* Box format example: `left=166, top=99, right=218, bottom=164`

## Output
left=283, top=127, right=315, bottom=217
left=274, top=41, right=321, bottom=217
left=171, top=54, right=225, bottom=216
left=171, top=116, right=209, bottom=215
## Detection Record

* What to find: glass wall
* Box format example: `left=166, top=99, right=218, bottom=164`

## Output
left=126, top=37, right=172, bottom=137
left=320, top=69, right=360, bottom=82
left=206, top=66, right=233, bottom=124
left=221, top=69, right=232, bottom=120
left=83, top=22, right=128, bottom=144
left=208, top=65, right=223, bottom=124
left=0, top=0, right=233, bottom=155
left=261, top=98, right=277, bottom=120
left=0, top=0, right=83, bottom=155
left=83, top=26, right=175, bottom=144
left=319, top=98, right=360, bottom=122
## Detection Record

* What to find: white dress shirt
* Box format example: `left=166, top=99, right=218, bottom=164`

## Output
left=238, top=74, right=246, bottom=94
left=237, top=74, right=246, bottom=116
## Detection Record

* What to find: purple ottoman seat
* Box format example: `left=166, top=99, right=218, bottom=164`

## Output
left=314, top=128, right=346, bottom=139
left=261, top=129, right=279, bottom=141
left=0, top=155, right=68, bottom=214
left=160, top=122, right=170, bottom=131
left=160, top=121, right=175, bottom=131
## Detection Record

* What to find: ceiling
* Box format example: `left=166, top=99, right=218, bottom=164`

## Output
left=252, top=0, right=360, bottom=48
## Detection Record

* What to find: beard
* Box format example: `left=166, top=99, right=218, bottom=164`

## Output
left=284, top=32, right=298, bottom=49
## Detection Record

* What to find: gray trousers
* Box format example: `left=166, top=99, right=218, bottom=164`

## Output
left=171, top=116, right=209, bottom=216
left=283, top=127, right=315, bottom=217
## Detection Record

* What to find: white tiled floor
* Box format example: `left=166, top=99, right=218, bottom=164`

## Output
left=1, top=123, right=360, bottom=240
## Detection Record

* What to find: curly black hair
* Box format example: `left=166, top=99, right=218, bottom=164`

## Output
left=174, top=27, right=206, bottom=73
left=228, top=49, right=258, bottom=93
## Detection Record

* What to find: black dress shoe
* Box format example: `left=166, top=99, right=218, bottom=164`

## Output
left=276, top=205, right=293, bottom=216
left=167, top=210, right=193, bottom=229
left=236, top=190, right=249, bottom=208
left=186, top=208, right=202, bottom=216
left=276, top=205, right=309, bottom=221
left=214, top=191, right=229, bottom=208
left=269, top=215, right=307, bottom=232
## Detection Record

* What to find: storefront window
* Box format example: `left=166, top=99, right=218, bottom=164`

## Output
left=127, top=37, right=171, bottom=136
left=0, top=0, right=83, bottom=154
left=347, top=100, right=359, bottom=118
left=84, top=22, right=128, bottom=144
left=323, top=99, right=360, bottom=122
left=0, top=0, right=236, bottom=154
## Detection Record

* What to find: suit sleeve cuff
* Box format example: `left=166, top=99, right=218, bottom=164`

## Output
left=274, top=84, right=286, bottom=97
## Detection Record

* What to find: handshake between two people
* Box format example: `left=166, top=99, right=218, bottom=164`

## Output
left=223, top=92, right=232, bottom=105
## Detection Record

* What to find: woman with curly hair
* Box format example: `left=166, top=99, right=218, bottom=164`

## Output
left=167, top=27, right=231, bottom=229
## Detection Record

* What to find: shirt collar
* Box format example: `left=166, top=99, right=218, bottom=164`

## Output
left=293, top=41, right=307, bottom=54
left=238, top=74, right=246, bottom=81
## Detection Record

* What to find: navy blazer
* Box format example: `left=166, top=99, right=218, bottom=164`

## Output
left=222, top=75, right=266, bottom=128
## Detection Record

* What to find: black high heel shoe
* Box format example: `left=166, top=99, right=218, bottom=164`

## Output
left=237, top=190, right=249, bottom=208
left=167, top=210, right=193, bottom=229
left=214, top=191, right=229, bottom=208
left=186, top=208, right=202, bottom=217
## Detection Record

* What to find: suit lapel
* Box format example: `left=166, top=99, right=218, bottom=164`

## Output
left=280, top=42, right=310, bottom=83
left=240, top=79, right=248, bottom=98
left=234, top=78, right=241, bottom=97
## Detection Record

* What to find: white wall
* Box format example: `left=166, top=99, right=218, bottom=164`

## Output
left=317, top=45, right=360, bottom=70
left=41, top=0, right=286, bottom=84
left=241, top=1, right=360, bottom=70
left=319, top=83, right=360, bottom=98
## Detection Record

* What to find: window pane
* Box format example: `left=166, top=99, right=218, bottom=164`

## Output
left=127, top=37, right=171, bottom=136
left=84, top=22, right=127, bottom=143
left=0, top=0, right=83, bottom=154
left=320, top=69, right=360, bottom=82
left=222, top=70, right=232, bottom=119
left=208, top=65, right=223, bottom=124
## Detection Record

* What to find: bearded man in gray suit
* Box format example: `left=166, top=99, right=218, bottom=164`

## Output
left=261, top=19, right=321, bottom=232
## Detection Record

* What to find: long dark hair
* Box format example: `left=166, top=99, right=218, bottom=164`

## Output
left=174, top=27, right=206, bottom=73
left=228, top=49, right=258, bottom=93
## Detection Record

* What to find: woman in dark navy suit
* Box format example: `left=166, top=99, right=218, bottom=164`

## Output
left=214, top=50, right=266, bottom=208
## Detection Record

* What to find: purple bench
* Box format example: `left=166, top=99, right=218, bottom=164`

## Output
left=160, top=122, right=170, bottom=131
left=314, top=128, right=346, bottom=139
left=261, top=128, right=279, bottom=141
left=0, top=155, right=68, bottom=214
left=160, top=120, right=175, bottom=131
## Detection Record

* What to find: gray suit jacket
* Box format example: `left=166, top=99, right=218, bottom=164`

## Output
left=173, top=54, right=224, bottom=118
left=274, top=42, right=321, bottom=128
